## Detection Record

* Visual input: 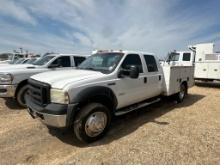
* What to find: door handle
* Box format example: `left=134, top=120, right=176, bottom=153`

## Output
left=159, top=75, right=161, bottom=81
left=144, top=77, right=147, bottom=83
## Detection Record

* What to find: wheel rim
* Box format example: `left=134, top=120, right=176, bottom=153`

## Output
left=85, top=112, right=107, bottom=137
left=179, top=85, right=185, bottom=100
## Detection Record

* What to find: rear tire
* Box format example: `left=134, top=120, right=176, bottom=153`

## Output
left=16, top=85, right=29, bottom=108
left=175, top=83, right=187, bottom=103
left=73, top=103, right=111, bottom=143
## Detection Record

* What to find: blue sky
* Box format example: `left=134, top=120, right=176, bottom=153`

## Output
left=0, top=0, right=220, bottom=57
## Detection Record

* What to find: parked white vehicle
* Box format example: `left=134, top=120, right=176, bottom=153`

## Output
left=0, top=53, right=27, bottom=65
left=26, top=50, right=194, bottom=143
left=0, top=54, right=88, bottom=107
left=167, top=43, right=220, bottom=81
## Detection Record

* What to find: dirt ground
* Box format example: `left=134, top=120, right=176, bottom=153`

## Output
left=0, top=82, right=220, bottom=165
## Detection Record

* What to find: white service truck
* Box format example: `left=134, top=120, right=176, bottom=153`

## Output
left=26, top=50, right=194, bottom=143
left=0, top=54, right=88, bottom=107
left=167, top=43, right=220, bottom=81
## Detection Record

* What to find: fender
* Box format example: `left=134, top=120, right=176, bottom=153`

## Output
left=66, top=86, right=118, bottom=127
left=72, top=86, right=118, bottom=109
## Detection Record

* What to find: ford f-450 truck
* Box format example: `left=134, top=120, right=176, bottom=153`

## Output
left=0, top=54, right=88, bottom=107
left=26, top=51, right=194, bottom=143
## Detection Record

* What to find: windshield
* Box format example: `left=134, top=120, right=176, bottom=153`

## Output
left=33, top=56, right=55, bottom=66
left=167, top=52, right=180, bottom=61
left=78, top=53, right=124, bottom=74
left=14, top=58, right=25, bottom=64
left=25, top=59, right=36, bottom=64
left=0, top=53, right=13, bottom=61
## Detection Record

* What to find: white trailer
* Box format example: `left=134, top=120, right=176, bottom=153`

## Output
left=167, top=43, right=220, bottom=81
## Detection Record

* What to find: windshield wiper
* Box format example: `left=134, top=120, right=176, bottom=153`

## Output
left=78, top=67, right=96, bottom=71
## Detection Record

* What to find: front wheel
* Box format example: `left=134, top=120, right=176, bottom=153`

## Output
left=175, top=83, right=187, bottom=103
left=16, top=85, right=29, bottom=108
left=73, top=103, right=111, bottom=143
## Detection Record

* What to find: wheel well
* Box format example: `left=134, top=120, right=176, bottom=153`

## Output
left=76, top=95, right=115, bottom=117
left=83, top=95, right=114, bottom=110
left=15, top=80, right=28, bottom=97
left=181, top=81, right=188, bottom=93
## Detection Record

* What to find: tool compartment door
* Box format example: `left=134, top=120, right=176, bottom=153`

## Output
left=207, top=63, right=220, bottom=80
left=162, top=66, right=180, bottom=96
left=194, top=63, right=208, bottom=79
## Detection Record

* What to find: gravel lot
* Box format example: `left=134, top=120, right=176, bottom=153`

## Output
left=0, top=82, right=220, bottom=165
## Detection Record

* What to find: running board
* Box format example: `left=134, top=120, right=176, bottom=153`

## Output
left=115, top=98, right=161, bottom=116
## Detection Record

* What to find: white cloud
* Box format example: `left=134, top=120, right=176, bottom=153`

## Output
left=0, top=0, right=219, bottom=56
left=0, top=0, right=36, bottom=25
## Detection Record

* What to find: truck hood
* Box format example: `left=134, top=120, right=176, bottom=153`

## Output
left=31, top=69, right=105, bottom=89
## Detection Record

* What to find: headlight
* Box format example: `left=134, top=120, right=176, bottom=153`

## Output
left=50, top=88, right=69, bottom=104
left=0, top=73, right=13, bottom=84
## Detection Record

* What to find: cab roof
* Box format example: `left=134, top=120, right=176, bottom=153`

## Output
left=93, top=50, right=155, bottom=56
left=47, top=53, right=90, bottom=57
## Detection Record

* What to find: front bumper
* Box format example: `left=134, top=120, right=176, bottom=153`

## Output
left=26, top=95, right=78, bottom=128
left=0, top=84, right=16, bottom=97
left=27, top=108, right=67, bottom=128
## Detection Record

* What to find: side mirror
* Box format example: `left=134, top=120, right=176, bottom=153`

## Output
left=129, top=65, right=139, bottom=79
left=118, top=65, right=139, bottom=79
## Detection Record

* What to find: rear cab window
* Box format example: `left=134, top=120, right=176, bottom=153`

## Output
left=143, top=55, right=158, bottom=72
left=182, top=53, right=191, bottom=61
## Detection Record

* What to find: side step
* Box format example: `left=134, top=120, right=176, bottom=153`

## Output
left=115, top=98, right=161, bottom=116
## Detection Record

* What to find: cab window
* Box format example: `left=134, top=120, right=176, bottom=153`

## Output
left=51, top=56, right=71, bottom=67
left=74, top=56, right=86, bottom=66
left=183, top=53, right=191, bottom=61
left=144, top=55, right=158, bottom=72
left=121, top=54, right=143, bottom=73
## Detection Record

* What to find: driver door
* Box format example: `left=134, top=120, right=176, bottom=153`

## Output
left=116, top=54, right=147, bottom=109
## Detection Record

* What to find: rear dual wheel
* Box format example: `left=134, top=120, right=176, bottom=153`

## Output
left=175, top=83, right=187, bottom=103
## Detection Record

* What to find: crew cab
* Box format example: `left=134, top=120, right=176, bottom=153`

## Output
left=26, top=51, right=194, bottom=143
left=0, top=54, right=88, bottom=107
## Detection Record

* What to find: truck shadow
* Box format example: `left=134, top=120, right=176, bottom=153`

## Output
left=3, top=98, right=24, bottom=110
left=195, top=81, right=220, bottom=88
left=48, top=94, right=205, bottom=147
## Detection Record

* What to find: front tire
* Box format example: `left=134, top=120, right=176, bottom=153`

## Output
left=16, top=85, right=29, bottom=108
left=73, top=103, right=111, bottom=143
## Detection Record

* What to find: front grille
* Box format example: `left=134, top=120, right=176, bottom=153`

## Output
left=28, top=79, right=50, bottom=106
